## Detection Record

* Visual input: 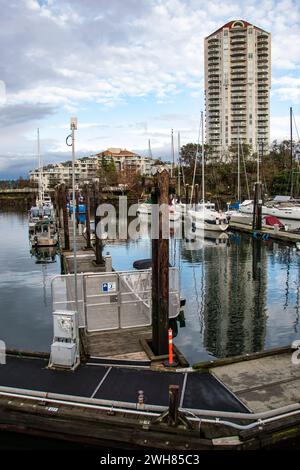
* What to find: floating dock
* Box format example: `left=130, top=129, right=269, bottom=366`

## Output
left=229, top=220, right=300, bottom=243
left=1, top=348, right=300, bottom=449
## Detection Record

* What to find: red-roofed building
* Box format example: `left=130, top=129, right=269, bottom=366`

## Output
left=95, top=148, right=154, bottom=175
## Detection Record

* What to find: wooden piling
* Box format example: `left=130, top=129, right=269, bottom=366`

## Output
left=75, top=190, right=80, bottom=227
left=252, top=182, right=263, bottom=231
left=194, top=184, right=199, bottom=205
left=61, top=184, right=70, bottom=250
left=152, top=168, right=169, bottom=357
left=168, top=385, right=180, bottom=426
left=93, top=182, right=103, bottom=265
left=84, top=184, right=91, bottom=250
left=185, top=184, right=189, bottom=205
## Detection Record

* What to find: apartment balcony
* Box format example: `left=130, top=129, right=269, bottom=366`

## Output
left=231, top=76, right=246, bottom=82
left=208, top=44, right=220, bottom=50
left=231, top=58, right=246, bottom=63
left=258, top=52, right=269, bottom=58
left=231, top=69, right=246, bottom=75
left=232, top=107, right=247, bottom=113
left=257, top=60, right=269, bottom=65
left=230, top=31, right=246, bottom=37
left=231, top=50, right=246, bottom=56
left=257, top=38, right=269, bottom=44
left=208, top=50, right=220, bottom=56
left=231, top=62, right=246, bottom=68
left=231, top=82, right=246, bottom=87
left=231, top=38, right=246, bottom=44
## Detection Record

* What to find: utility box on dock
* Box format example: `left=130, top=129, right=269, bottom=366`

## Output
left=51, top=341, right=77, bottom=367
left=49, top=310, right=79, bottom=370
left=53, top=310, right=78, bottom=340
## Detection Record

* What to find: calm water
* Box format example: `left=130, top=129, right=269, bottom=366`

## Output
left=1, top=210, right=300, bottom=364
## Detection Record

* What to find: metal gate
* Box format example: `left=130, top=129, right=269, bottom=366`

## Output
left=52, top=268, right=180, bottom=333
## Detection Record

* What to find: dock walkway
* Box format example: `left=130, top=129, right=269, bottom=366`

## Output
left=0, top=355, right=246, bottom=413
left=212, top=351, right=300, bottom=413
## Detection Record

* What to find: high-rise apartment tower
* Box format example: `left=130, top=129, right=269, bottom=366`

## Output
left=205, top=19, right=271, bottom=158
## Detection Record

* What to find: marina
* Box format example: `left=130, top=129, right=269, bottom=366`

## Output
left=1, top=1, right=300, bottom=455
left=2, top=195, right=300, bottom=449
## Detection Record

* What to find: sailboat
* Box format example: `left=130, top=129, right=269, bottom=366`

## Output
left=188, top=112, right=229, bottom=232
left=137, top=134, right=180, bottom=221
left=29, top=129, right=58, bottom=246
left=239, top=108, right=300, bottom=222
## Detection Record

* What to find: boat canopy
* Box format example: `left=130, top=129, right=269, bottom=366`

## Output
left=273, top=195, right=291, bottom=202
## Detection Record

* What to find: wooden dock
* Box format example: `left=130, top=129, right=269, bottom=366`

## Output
left=229, top=220, right=300, bottom=243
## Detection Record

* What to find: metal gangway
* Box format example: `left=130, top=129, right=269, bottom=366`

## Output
left=51, top=269, right=181, bottom=333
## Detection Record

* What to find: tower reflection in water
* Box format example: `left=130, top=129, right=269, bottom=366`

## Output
left=181, top=232, right=268, bottom=358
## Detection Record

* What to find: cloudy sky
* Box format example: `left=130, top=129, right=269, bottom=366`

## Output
left=0, top=0, right=300, bottom=178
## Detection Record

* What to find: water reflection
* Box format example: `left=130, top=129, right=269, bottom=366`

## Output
left=2, top=211, right=300, bottom=364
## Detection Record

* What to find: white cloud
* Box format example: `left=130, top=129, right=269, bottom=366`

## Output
left=1, top=0, right=300, bottom=176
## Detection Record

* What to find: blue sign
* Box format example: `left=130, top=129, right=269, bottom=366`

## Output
left=102, top=282, right=108, bottom=293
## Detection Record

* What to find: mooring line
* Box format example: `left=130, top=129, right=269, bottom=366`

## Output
left=179, top=373, right=188, bottom=408
left=90, top=366, right=112, bottom=398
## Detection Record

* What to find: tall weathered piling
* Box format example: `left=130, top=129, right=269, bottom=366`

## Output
left=194, top=183, right=199, bottom=206
left=84, top=184, right=91, bottom=249
left=152, top=167, right=169, bottom=356
left=93, top=182, right=103, bottom=265
left=185, top=184, right=189, bottom=206
left=61, top=184, right=70, bottom=250
left=252, top=182, right=263, bottom=231
left=75, top=190, right=80, bottom=227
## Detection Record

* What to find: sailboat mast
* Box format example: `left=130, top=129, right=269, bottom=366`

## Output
left=37, top=128, right=43, bottom=205
left=177, top=131, right=181, bottom=197
left=201, top=111, right=205, bottom=206
left=148, top=139, right=153, bottom=159
left=290, top=107, right=294, bottom=198
left=171, top=128, right=175, bottom=178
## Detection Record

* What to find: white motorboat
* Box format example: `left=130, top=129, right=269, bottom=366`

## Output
left=240, top=197, right=300, bottom=221
left=188, top=206, right=229, bottom=232
left=137, top=202, right=181, bottom=221
left=30, top=220, right=58, bottom=247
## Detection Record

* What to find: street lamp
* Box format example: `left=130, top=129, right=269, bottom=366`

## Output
left=66, top=117, right=78, bottom=313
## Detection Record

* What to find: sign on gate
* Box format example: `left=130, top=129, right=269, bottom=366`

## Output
left=101, top=282, right=117, bottom=293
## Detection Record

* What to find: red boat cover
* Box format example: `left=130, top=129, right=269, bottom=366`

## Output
left=264, top=215, right=284, bottom=228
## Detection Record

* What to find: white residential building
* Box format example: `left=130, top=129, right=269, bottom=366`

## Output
left=205, top=19, right=271, bottom=159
